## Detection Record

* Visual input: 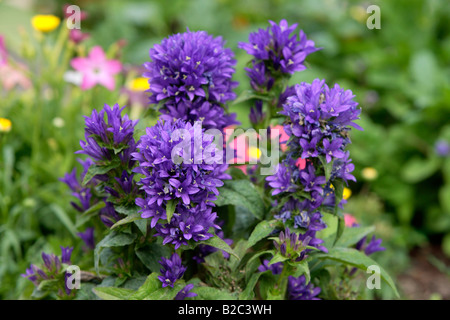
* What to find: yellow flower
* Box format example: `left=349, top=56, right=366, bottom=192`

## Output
left=0, top=118, right=12, bottom=132
left=31, top=15, right=61, bottom=33
left=129, top=77, right=149, bottom=91
left=343, top=187, right=352, bottom=200
left=362, top=167, right=378, bottom=181
left=248, top=147, right=262, bottom=160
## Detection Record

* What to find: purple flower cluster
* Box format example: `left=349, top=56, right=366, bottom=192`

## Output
left=158, top=253, right=186, bottom=288
left=239, top=20, right=319, bottom=93
left=266, top=79, right=362, bottom=253
left=133, top=119, right=230, bottom=249
left=22, top=246, right=74, bottom=296
left=144, top=29, right=239, bottom=131
left=77, top=104, right=138, bottom=167
left=288, top=275, right=321, bottom=300
left=60, top=158, right=96, bottom=213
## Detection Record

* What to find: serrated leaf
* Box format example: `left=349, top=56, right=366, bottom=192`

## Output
left=316, top=247, right=399, bottom=297
left=93, top=286, right=134, bottom=300
left=246, top=220, right=277, bottom=249
left=215, top=180, right=265, bottom=220
left=165, top=199, right=177, bottom=223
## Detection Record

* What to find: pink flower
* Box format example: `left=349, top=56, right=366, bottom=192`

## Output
left=69, top=29, right=90, bottom=44
left=70, top=46, right=122, bottom=91
left=295, top=157, right=306, bottom=170
left=270, top=124, right=289, bottom=152
left=344, top=214, right=358, bottom=227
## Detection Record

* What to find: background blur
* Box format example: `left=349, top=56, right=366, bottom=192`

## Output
left=0, top=0, right=449, bottom=299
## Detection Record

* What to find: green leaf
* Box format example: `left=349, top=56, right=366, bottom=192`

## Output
left=319, top=155, right=333, bottom=182
left=144, top=280, right=186, bottom=300
left=333, top=215, right=345, bottom=246
left=334, top=226, right=376, bottom=248
left=49, top=204, right=78, bottom=238
left=316, top=247, right=399, bottom=297
left=246, top=220, right=277, bottom=249
left=215, top=180, right=265, bottom=220
left=165, top=199, right=177, bottom=223
left=135, top=243, right=172, bottom=273
left=192, top=286, right=237, bottom=300
left=231, top=90, right=272, bottom=106
left=129, top=273, right=161, bottom=300
left=268, top=253, right=288, bottom=266
left=200, top=235, right=239, bottom=260
left=289, top=261, right=310, bottom=284
left=93, top=286, right=134, bottom=300
left=82, top=161, right=120, bottom=185
left=37, top=279, right=60, bottom=292
left=111, top=212, right=143, bottom=229
left=239, top=270, right=271, bottom=300
left=94, top=231, right=137, bottom=273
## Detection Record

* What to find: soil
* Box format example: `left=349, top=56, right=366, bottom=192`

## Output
left=397, top=245, right=450, bottom=300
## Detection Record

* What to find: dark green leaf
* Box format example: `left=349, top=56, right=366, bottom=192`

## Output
left=94, top=231, right=137, bottom=273
left=135, top=243, right=172, bottom=273
left=239, top=270, right=271, bottom=300
left=215, top=180, right=265, bottom=220
left=246, top=220, right=277, bottom=249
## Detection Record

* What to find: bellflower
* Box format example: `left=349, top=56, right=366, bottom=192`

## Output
left=158, top=253, right=186, bottom=288
left=144, top=29, right=238, bottom=131
left=174, top=284, right=197, bottom=300
left=239, top=20, right=319, bottom=75
left=288, top=275, right=321, bottom=300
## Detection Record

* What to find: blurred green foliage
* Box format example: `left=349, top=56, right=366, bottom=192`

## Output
left=1, top=0, right=449, bottom=299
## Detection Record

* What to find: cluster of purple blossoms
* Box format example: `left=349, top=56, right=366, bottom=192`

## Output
left=239, top=20, right=319, bottom=77
left=77, top=104, right=138, bottom=166
left=288, top=275, right=321, bottom=300
left=22, top=247, right=74, bottom=296
left=132, top=119, right=230, bottom=249
left=240, top=20, right=319, bottom=132
left=158, top=253, right=186, bottom=288
left=144, top=29, right=239, bottom=131
left=61, top=104, right=142, bottom=231
left=266, top=79, right=362, bottom=253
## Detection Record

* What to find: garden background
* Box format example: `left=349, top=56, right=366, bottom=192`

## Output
left=0, top=0, right=449, bottom=299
